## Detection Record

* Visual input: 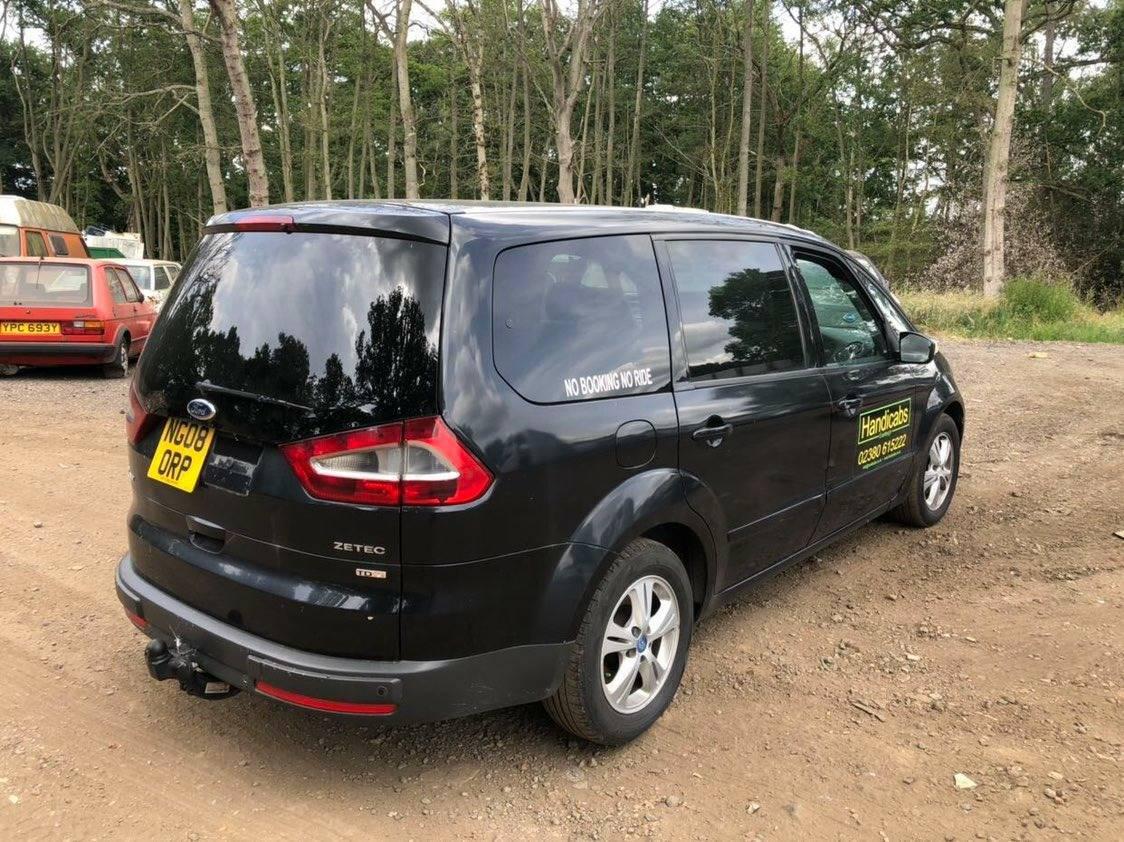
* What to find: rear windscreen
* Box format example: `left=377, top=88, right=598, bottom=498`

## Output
left=137, top=231, right=446, bottom=441
left=0, top=262, right=91, bottom=305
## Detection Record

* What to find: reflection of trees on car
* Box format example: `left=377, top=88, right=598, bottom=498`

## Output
left=145, top=256, right=436, bottom=435
left=700, top=266, right=802, bottom=376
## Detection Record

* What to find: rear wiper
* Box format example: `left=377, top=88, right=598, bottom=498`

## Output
left=195, top=380, right=313, bottom=413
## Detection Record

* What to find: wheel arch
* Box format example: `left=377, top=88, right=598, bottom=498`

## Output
left=561, top=468, right=720, bottom=638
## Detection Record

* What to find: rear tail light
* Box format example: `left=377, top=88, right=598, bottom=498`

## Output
left=281, top=417, right=493, bottom=507
left=126, top=382, right=156, bottom=445
left=61, top=319, right=105, bottom=335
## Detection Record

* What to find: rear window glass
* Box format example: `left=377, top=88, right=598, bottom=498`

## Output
left=493, top=235, right=671, bottom=403
left=137, top=231, right=446, bottom=440
left=0, top=263, right=91, bottom=305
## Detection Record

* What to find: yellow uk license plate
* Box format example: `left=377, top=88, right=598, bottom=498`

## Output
left=0, top=321, right=60, bottom=336
left=147, top=418, right=215, bottom=493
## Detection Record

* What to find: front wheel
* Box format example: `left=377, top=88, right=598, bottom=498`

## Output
left=892, top=413, right=961, bottom=527
left=543, top=538, right=693, bottom=745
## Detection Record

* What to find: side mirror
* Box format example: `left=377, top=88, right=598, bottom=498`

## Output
left=899, top=331, right=936, bottom=364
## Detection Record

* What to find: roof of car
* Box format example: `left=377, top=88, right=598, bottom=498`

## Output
left=208, top=201, right=831, bottom=248
left=0, top=256, right=104, bottom=266
left=0, top=196, right=81, bottom=233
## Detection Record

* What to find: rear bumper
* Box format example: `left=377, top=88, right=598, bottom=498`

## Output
left=0, top=341, right=115, bottom=364
left=116, top=553, right=571, bottom=722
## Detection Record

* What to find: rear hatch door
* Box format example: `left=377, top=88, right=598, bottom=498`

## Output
left=0, top=262, right=103, bottom=347
left=129, top=217, right=448, bottom=659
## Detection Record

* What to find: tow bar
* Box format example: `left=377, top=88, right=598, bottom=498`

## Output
left=144, top=638, right=241, bottom=700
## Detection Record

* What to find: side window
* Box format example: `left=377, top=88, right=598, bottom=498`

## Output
left=123, top=272, right=144, bottom=303
left=26, top=231, right=48, bottom=257
left=49, top=234, right=70, bottom=255
left=154, top=267, right=172, bottom=291
left=106, top=271, right=128, bottom=304
left=665, top=240, right=805, bottom=380
left=796, top=253, right=889, bottom=365
left=493, top=235, right=671, bottom=403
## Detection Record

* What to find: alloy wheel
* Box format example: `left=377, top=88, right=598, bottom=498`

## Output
left=600, top=574, right=680, bottom=714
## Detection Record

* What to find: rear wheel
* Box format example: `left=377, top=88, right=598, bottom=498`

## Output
left=544, top=538, right=692, bottom=745
left=892, top=413, right=960, bottom=527
left=102, top=335, right=129, bottom=379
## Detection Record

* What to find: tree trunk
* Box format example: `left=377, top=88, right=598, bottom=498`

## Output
left=387, top=56, right=398, bottom=198
left=735, top=0, right=754, bottom=216
left=542, top=0, right=602, bottom=204
left=394, top=0, right=419, bottom=198
left=623, top=0, right=648, bottom=206
left=770, top=155, right=784, bottom=221
left=982, top=0, right=1026, bottom=297
left=752, top=6, right=769, bottom=217
left=178, top=0, right=227, bottom=215
left=209, top=0, right=270, bottom=206
left=449, top=75, right=459, bottom=199
left=467, top=50, right=490, bottom=200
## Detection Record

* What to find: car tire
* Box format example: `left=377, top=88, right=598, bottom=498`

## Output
left=892, top=413, right=960, bottom=527
left=543, top=538, right=693, bottom=745
left=102, top=336, right=129, bottom=379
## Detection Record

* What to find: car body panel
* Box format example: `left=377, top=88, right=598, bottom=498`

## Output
left=118, top=201, right=963, bottom=721
left=0, top=257, right=156, bottom=367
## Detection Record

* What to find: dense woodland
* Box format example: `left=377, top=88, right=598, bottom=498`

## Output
left=1, top=0, right=1121, bottom=300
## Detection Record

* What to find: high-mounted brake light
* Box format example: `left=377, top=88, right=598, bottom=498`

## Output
left=231, top=214, right=295, bottom=233
left=126, top=382, right=156, bottom=445
left=280, top=417, right=493, bottom=507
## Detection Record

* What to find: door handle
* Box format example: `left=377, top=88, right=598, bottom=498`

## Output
left=836, top=396, right=863, bottom=418
left=691, top=422, right=733, bottom=448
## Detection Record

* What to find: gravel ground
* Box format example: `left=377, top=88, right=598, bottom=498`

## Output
left=0, top=338, right=1122, bottom=840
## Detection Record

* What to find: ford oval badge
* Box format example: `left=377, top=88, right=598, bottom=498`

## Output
left=186, top=398, right=217, bottom=421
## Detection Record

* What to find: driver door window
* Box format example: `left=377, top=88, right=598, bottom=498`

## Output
left=796, top=254, right=888, bottom=365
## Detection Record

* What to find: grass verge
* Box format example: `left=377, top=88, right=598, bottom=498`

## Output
left=897, top=278, right=1124, bottom=344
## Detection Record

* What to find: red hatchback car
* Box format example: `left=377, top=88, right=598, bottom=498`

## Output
left=0, top=257, right=157, bottom=377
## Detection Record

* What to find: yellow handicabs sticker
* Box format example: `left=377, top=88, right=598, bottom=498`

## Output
left=856, top=398, right=911, bottom=470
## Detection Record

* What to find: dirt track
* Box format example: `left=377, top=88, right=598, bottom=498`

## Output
left=1, top=339, right=1122, bottom=840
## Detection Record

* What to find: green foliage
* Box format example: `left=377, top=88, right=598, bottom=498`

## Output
left=899, top=280, right=1124, bottom=344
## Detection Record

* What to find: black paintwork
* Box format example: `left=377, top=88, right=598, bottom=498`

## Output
left=122, top=201, right=964, bottom=718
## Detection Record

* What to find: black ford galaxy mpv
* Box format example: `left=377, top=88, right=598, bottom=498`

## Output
left=117, top=202, right=963, bottom=744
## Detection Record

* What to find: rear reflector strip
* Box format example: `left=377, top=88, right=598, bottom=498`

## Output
left=125, top=610, right=148, bottom=631
left=255, top=681, right=397, bottom=715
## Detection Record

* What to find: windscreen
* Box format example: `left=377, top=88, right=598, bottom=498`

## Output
left=136, top=230, right=446, bottom=442
left=0, top=262, right=91, bottom=305
left=0, top=225, right=18, bottom=257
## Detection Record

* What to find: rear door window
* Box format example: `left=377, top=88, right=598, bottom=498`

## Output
left=493, top=235, right=671, bottom=403
left=153, top=266, right=172, bottom=290
left=117, top=270, right=144, bottom=302
left=665, top=240, right=806, bottom=380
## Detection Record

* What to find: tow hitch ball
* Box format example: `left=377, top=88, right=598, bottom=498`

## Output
left=144, top=639, right=240, bottom=700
